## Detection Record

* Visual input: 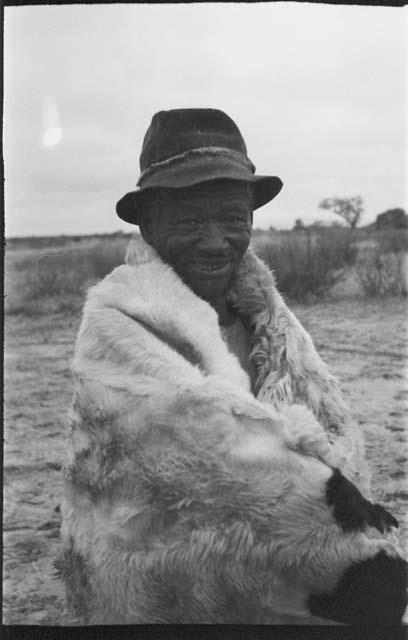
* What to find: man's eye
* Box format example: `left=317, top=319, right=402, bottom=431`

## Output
left=225, top=215, right=248, bottom=224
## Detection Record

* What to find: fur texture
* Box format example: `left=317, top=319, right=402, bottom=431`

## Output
left=58, top=236, right=403, bottom=624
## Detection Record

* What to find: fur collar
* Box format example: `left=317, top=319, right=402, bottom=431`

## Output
left=121, top=235, right=368, bottom=491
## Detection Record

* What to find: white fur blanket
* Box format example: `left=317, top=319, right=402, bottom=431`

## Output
left=58, top=236, right=406, bottom=624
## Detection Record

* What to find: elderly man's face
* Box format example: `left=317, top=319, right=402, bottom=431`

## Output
left=139, top=180, right=253, bottom=304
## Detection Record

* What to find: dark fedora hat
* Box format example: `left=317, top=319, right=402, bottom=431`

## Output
left=116, top=108, right=283, bottom=225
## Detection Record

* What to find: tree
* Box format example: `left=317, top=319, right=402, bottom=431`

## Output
left=376, top=208, right=408, bottom=231
left=319, top=196, right=364, bottom=230
left=293, top=218, right=306, bottom=232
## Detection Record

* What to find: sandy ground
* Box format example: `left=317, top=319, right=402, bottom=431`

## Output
left=3, top=299, right=408, bottom=624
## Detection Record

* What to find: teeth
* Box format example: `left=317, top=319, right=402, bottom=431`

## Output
left=197, top=262, right=228, bottom=272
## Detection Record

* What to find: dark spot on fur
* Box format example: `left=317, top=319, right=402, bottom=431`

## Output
left=308, top=551, right=408, bottom=624
left=54, top=548, right=93, bottom=622
left=326, top=468, right=399, bottom=533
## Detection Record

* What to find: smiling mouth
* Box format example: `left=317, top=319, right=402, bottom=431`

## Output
left=192, top=260, right=230, bottom=274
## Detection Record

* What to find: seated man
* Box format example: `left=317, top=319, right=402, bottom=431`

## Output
left=58, top=109, right=406, bottom=624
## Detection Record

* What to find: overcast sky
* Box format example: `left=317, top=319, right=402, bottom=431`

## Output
left=4, top=3, right=407, bottom=237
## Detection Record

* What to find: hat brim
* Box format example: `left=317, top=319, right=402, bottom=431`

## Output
left=116, top=153, right=283, bottom=225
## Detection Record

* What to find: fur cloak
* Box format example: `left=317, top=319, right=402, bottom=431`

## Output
left=123, top=236, right=369, bottom=488
left=58, top=236, right=405, bottom=624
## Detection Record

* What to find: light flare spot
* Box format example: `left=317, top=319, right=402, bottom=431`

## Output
left=42, top=127, right=63, bottom=147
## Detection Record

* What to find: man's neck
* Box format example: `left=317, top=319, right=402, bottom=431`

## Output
left=209, top=297, right=236, bottom=327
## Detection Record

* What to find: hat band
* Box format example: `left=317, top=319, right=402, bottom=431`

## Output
left=137, top=146, right=256, bottom=187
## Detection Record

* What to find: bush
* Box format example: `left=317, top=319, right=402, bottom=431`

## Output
left=5, top=238, right=129, bottom=315
left=6, top=228, right=407, bottom=315
left=356, top=250, right=407, bottom=297
left=374, top=229, right=408, bottom=254
left=253, top=228, right=357, bottom=300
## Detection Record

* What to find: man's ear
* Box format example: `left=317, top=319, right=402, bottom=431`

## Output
left=138, top=208, right=155, bottom=245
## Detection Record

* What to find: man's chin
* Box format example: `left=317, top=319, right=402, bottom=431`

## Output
left=188, top=275, right=231, bottom=303
left=175, top=261, right=235, bottom=301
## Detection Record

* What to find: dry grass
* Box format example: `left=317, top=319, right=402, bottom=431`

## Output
left=5, top=237, right=129, bottom=315
left=356, top=251, right=408, bottom=297
left=253, top=228, right=357, bottom=300
left=5, top=229, right=408, bottom=316
left=355, top=230, right=408, bottom=297
left=253, top=228, right=408, bottom=301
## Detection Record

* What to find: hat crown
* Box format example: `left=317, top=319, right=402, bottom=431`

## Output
left=139, top=108, right=248, bottom=171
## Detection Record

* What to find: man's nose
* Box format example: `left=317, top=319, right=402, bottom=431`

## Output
left=197, top=222, right=229, bottom=253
